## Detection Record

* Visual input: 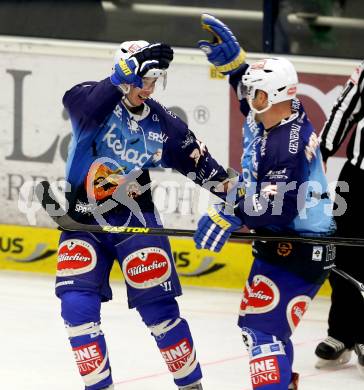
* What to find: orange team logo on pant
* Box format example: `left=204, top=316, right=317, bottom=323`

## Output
left=85, top=163, right=127, bottom=201
left=277, top=242, right=292, bottom=257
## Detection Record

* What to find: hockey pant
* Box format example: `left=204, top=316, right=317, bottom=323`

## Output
left=61, top=291, right=202, bottom=389
left=57, top=212, right=201, bottom=389
left=239, top=258, right=323, bottom=389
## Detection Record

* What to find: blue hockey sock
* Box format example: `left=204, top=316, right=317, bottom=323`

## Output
left=242, top=327, right=292, bottom=389
left=137, top=297, right=202, bottom=387
left=285, top=339, right=294, bottom=368
left=61, top=291, right=113, bottom=390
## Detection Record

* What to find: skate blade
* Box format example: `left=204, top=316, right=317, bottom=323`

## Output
left=357, top=361, right=364, bottom=377
left=315, top=350, right=352, bottom=368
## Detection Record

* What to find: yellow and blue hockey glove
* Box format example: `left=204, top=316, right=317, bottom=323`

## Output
left=198, top=13, right=246, bottom=75
left=111, top=43, right=173, bottom=88
left=194, top=204, right=243, bottom=252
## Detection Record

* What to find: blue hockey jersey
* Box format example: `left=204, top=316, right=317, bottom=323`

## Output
left=63, top=77, right=228, bottom=220
left=229, top=70, right=335, bottom=236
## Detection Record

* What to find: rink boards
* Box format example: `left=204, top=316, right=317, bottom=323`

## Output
left=0, top=224, right=331, bottom=296
left=0, top=36, right=356, bottom=230
left=0, top=36, right=355, bottom=298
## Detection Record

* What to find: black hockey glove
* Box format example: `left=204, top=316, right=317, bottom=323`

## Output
left=131, top=43, right=174, bottom=77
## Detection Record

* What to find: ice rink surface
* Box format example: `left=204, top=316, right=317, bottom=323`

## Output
left=1, top=271, right=362, bottom=390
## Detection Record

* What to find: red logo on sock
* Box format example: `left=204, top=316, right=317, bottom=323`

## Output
left=73, top=342, right=104, bottom=376
left=160, top=338, right=194, bottom=373
left=250, top=356, right=280, bottom=388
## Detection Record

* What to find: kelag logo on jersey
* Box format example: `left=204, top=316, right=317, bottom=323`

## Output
left=102, top=124, right=151, bottom=167
left=99, top=104, right=165, bottom=172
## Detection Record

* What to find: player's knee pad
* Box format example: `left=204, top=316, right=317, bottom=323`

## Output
left=241, top=327, right=292, bottom=389
left=60, top=291, right=112, bottom=390
left=148, top=317, right=182, bottom=338
left=136, top=296, right=180, bottom=326
left=137, top=298, right=202, bottom=387
left=61, top=291, right=101, bottom=325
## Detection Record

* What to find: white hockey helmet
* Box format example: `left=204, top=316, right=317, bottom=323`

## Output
left=240, top=57, right=298, bottom=113
left=113, top=40, right=149, bottom=63
left=113, top=40, right=167, bottom=92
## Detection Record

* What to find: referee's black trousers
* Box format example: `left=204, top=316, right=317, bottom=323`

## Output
left=328, top=161, right=364, bottom=347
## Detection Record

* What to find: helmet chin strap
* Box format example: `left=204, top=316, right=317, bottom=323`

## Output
left=248, top=98, right=272, bottom=115
left=121, top=95, right=145, bottom=114
left=122, top=95, right=136, bottom=108
left=120, top=84, right=130, bottom=94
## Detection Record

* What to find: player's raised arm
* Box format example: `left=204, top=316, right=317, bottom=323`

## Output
left=198, top=13, right=250, bottom=114
left=198, top=13, right=246, bottom=75
left=194, top=14, right=336, bottom=390
left=150, top=103, right=230, bottom=193
left=56, top=40, right=207, bottom=390
left=63, top=42, right=173, bottom=128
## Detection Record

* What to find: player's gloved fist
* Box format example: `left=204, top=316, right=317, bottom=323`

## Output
left=198, top=13, right=246, bottom=75
left=111, top=56, right=143, bottom=88
left=111, top=43, right=174, bottom=88
left=132, top=43, right=174, bottom=76
left=194, top=204, right=243, bottom=252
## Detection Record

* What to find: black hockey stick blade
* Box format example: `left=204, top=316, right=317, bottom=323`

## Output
left=35, top=180, right=67, bottom=223
left=36, top=181, right=364, bottom=247
left=331, top=267, right=364, bottom=299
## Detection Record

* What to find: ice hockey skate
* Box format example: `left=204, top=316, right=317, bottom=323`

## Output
left=288, top=372, right=299, bottom=389
left=315, top=336, right=352, bottom=368
left=355, top=344, right=364, bottom=376
left=178, top=381, right=203, bottom=390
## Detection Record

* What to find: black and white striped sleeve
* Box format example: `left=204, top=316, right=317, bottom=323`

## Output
left=319, top=61, right=364, bottom=162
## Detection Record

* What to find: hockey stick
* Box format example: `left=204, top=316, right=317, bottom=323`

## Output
left=331, top=267, right=364, bottom=299
left=35, top=181, right=364, bottom=247
left=35, top=182, right=364, bottom=299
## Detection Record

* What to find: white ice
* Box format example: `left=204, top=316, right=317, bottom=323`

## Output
left=0, top=271, right=362, bottom=390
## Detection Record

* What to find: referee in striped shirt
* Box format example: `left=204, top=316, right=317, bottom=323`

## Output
left=315, top=62, right=364, bottom=374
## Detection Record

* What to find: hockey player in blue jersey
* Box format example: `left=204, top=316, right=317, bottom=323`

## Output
left=194, top=14, right=336, bottom=390
left=56, top=40, right=231, bottom=390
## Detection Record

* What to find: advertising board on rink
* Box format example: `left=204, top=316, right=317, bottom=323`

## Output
left=0, top=37, right=229, bottom=229
left=0, top=37, right=358, bottom=230
left=0, top=37, right=357, bottom=294
left=0, top=224, right=331, bottom=296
